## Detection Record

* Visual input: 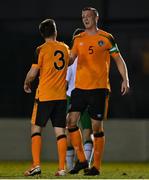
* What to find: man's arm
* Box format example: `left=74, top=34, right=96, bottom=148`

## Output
left=68, top=51, right=77, bottom=66
left=24, top=66, right=39, bottom=93
left=112, top=53, right=130, bottom=95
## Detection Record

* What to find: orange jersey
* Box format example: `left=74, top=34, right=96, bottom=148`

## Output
left=71, top=29, right=120, bottom=90
left=32, top=40, right=69, bottom=101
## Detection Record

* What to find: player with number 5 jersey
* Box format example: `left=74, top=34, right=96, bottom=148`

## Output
left=67, top=7, right=130, bottom=176
left=72, top=29, right=119, bottom=90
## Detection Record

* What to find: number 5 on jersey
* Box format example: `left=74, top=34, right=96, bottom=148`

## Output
left=88, top=46, right=94, bottom=54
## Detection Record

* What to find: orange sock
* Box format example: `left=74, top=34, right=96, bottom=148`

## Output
left=31, top=133, right=41, bottom=167
left=93, top=132, right=105, bottom=170
left=57, top=135, right=67, bottom=170
left=68, top=127, right=86, bottom=162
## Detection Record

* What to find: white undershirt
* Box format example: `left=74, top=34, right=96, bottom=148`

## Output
left=66, top=58, right=78, bottom=97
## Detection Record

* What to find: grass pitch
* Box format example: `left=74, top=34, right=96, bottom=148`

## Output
left=0, top=161, right=149, bottom=179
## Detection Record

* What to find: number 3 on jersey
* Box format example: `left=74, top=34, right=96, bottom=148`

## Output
left=54, top=50, right=65, bottom=70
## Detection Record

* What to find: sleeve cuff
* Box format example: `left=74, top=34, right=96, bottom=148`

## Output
left=31, top=64, right=40, bottom=68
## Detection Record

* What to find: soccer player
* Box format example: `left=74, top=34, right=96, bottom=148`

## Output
left=67, top=7, right=130, bottom=176
left=24, top=18, right=70, bottom=176
left=66, top=29, right=93, bottom=172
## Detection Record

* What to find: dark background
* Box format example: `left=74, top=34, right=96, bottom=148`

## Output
left=0, top=0, right=149, bottom=118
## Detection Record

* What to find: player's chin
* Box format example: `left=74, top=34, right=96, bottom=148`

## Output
left=84, top=24, right=92, bottom=29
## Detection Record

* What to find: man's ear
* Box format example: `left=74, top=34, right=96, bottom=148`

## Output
left=96, top=16, right=99, bottom=23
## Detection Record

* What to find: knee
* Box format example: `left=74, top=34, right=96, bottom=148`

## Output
left=31, top=124, right=42, bottom=135
left=83, top=129, right=92, bottom=141
left=92, top=120, right=103, bottom=133
left=54, top=127, right=65, bottom=138
left=67, top=113, right=79, bottom=129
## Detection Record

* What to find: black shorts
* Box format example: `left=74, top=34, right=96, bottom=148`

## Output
left=69, top=88, right=109, bottom=121
left=31, top=99, right=67, bottom=128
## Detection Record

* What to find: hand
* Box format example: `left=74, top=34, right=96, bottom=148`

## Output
left=24, top=83, right=32, bottom=93
left=121, top=80, right=130, bottom=96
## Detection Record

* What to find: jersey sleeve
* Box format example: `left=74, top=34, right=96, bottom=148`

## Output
left=32, top=47, right=43, bottom=68
left=107, top=34, right=120, bottom=57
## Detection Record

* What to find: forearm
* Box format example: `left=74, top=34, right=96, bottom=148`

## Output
left=114, top=54, right=129, bottom=82
left=113, top=54, right=130, bottom=95
left=68, top=52, right=77, bottom=66
left=24, top=71, right=36, bottom=85
left=24, top=66, right=39, bottom=93
left=118, top=61, right=129, bottom=82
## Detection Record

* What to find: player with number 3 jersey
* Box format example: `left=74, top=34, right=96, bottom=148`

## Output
left=34, top=41, right=69, bottom=101
left=24, top=18, right=69, bottom=177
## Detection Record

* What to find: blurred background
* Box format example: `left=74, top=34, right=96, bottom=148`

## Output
left=0, top=0, right=149, bottom=162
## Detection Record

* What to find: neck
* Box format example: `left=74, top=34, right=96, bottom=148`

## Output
left=45, top=36, right=56, bottom=42
left=85, top=26, right=99, bottom=35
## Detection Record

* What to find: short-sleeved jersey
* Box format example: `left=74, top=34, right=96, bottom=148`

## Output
left=32, top=40, right=70, bottom=101
left=71, top=29, right=120, bottom=90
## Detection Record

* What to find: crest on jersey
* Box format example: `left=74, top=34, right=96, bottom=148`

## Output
left=98, top=40, right=104, bottom=46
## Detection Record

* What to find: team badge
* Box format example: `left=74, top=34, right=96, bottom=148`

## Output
left=98, top=40, right=104, bottom=46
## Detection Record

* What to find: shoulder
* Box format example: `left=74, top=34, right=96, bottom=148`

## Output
left=35, top=43, right=46, bottom=54
left=57, top=41, right=70, bottom=51
left=73, top=32, right=85, bottom=41
left=33, top=44, right=44, bottom=64
left=34, top=45, right=41, bottom=57
left=71, top=32, right=85, bottom=48
left=98, top=29, right=112, bottom=37
left=59, top=41, right=69, bottom=48
left=98, top=29, right=116, bottom=45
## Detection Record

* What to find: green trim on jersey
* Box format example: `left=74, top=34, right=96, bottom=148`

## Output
left=70, top=33, right=82, bottom=49
left=109, top=44, right=119, bottom=54
left=98, top=33, right=120, bottom=54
